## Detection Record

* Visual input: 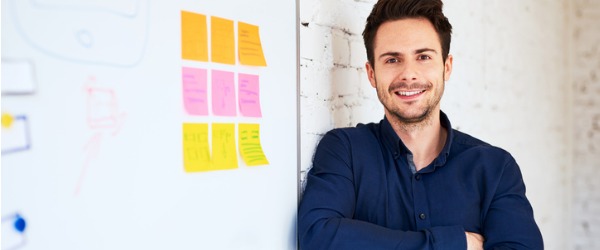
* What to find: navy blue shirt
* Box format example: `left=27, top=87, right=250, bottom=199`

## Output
left=299, top=112, right=543, bottom=249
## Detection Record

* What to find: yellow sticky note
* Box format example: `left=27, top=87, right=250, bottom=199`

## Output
left=182, top=123, right=211, bottom=172
left=181, top=11, right=208, bottom=61
left=238, top=123, right=269, bottom=166
left=211, top=16, right=236, bottom=65
left=2, top=113, right=15, bottom=128
left=238, top=22, right=267, bottom=67
left=212, top=123, right=238, bottom=170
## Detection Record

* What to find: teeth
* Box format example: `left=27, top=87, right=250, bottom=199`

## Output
left=397, top=90, right=423, bottom=96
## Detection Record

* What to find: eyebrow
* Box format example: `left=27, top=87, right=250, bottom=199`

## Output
left=377, top=48, right=438, bottom=60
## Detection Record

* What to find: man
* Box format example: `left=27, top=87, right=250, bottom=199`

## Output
left=298, top=0, right=544, bottom=249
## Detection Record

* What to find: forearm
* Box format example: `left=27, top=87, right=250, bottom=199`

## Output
left=299, top=210, right=467, bottom=250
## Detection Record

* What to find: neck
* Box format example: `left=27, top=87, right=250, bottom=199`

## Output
left=387, top=110, right=447, bottom=171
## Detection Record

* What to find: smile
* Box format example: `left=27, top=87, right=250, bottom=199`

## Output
left=395, top=90, right=425, bottom=96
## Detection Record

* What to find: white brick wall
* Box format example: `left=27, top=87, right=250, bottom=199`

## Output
left=571, top=1, right=600, bottom=249
left=297, top=0, right=600, bottom=249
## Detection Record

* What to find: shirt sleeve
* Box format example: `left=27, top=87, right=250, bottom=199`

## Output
left=481, top=155, right=544, bottom=249
left=298, top=130, right=467, bottom=250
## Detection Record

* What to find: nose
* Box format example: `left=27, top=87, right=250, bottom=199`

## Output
left=399, top=61, right=418, bottom=82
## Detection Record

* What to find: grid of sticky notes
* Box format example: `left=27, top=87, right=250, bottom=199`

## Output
left=181, top=10, right=269, bottom=173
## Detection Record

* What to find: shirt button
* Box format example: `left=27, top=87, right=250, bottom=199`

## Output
left=415, top=174, right=421, bottom=181
left=419, top=213, right=426, bottom=220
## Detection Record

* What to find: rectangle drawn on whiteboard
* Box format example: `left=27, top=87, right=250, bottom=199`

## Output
left=238, top=73, right=262, bottom=117
left=1, top=60, right=36, bottom=95
left=182, top=123, right=211, bottom=172
left=238, top=22, right=267, bottom=66
left=1, top=114, right=32, bottom=155
left=182, top=67, right=208, bottom=116
left=181, top=11, right=208, bottom=61
left=238, top=123, right=269, bottom=166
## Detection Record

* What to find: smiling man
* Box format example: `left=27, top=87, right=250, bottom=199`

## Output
left=298, top=0, right=544, bottom=249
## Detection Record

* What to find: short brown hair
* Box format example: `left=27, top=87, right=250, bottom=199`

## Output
left=362, top=0, right=452, bottom=66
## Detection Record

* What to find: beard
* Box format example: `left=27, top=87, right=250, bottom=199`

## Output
left=375, top=79, right=444, bottom=126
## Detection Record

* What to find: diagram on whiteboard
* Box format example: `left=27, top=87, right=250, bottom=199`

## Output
left=180, top=11, right=269, bottom=173
left=74, top=78, right=128, bottom=195
left=6, top=0, right=149, bottom=67
left=1, top=113, right=32, bottom=155
left=1, top=213, right=27, bottom=250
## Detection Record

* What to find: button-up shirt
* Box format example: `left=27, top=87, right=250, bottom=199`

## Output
left=299, top=112, right=543, bottom=249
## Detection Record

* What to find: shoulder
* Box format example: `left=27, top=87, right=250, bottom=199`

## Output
left=450, top=129, right=515, bottom=164
left=322, top=122, right=381, bottom=143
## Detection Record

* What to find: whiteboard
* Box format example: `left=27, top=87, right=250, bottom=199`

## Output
left=1, top=0, right=298, bottom=249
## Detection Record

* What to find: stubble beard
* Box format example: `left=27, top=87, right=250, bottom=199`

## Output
left=377, top=79, right=444, bottom=133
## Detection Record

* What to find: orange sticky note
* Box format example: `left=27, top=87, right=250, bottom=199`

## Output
left=211, top=16, right=235, bottom=65
left=182, top=123, right=211, bottom=172
left=238, top=123, right=269, bottom=166
left=181, top=11, right=208, bottom=61
left=212, top=123, right=238, bottom=170
left=238, top=22, right=267, bottom=66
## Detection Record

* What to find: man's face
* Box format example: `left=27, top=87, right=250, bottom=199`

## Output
left=366, top=18, right=452, bottom=125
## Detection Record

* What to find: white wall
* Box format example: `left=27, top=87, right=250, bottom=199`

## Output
left=299, top=0, right=581, bottom=249
left=570, top=1, right=600, bottom=249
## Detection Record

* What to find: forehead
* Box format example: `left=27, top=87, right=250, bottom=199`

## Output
left=373, top=18, right=442, bottom=54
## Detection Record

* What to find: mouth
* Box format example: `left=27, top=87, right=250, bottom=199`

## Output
left=396, top=90, right=425, bottom=96
left=394, top=89, right=426, bottom=100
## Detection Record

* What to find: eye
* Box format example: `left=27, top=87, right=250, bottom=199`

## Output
left=385, top=58, right=399, bottom=64
left=417, top=54, right=431, bottom=60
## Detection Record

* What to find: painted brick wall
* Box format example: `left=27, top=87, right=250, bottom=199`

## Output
left=571, top=0, right=600, bottom=249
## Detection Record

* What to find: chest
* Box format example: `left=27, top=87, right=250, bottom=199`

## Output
left=351, top=155, right=488, bottom=233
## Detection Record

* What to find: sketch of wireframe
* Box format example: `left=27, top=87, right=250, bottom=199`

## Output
left=1, top=115, right=32, bottom=155
left=85, top=85, right=127, bottom=134
left=7, top=0, right=149, bottom=67
left=75, top=82, right=127, bottom=195
left=1, top=213, right=27, bottom=250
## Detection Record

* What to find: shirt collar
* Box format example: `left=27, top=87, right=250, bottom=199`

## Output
left=380, top=111, right=454, bottom=168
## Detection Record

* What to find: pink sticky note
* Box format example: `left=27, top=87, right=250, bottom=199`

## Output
left=182, top=67, right=208, bottom=116
left=238, top=74, right=262, bottom=117
left=211, top=70, right=236, bottom=116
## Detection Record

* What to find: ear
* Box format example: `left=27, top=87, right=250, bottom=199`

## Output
left=443, top=54, right=453, bottom=81
left=365, top=61, right=377, bottom=88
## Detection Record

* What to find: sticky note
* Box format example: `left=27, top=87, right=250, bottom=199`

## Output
left=212, top=123, right=238, bottom=170
left=181, top=11, right=208, bottom=61
left=238, top=22, right=267, bottom=66
left=1, top=115, right=31, bottom=155
left=182, top=67, right=208, bottom=116
left=238, top=123, right=269, bottom=166
left=182, top=123, right=211, bottom=172
left=212, top=70, right=236, bottom=116
left=238, top=74, right=262, bottom=117
left=211, top=16, right=235, bottom=65
left=1, top=60, right=36, bottom=95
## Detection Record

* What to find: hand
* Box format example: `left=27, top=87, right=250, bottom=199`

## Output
left=465, top=232, right=484, bottom=250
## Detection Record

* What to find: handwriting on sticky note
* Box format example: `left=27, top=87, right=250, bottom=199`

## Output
left=182, top=123, right=211, bottom=172
left=238, top=74, right=262, bottom=118
left=238, top=123, right=269, bottom=166
left=182, top=67, right=208, bottom=116
left=212, top=70, right=236, bottom=116
left=181, top=11, right=208, bottom=61
left=238, top=22, right=267, bottom=67
left=211, top=16, right=235, bottom=65
left=212, top=123, right=238, bottom=170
